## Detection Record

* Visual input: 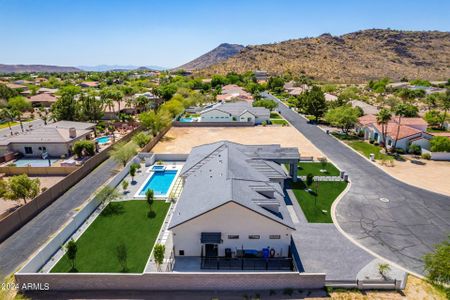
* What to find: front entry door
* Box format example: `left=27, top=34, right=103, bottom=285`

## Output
left=205, top=244, right=218, bottom=257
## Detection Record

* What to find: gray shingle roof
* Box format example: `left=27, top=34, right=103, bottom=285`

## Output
left=169, top=141, right=298, bottom=230
left=201, top=102, right=270, bottom=118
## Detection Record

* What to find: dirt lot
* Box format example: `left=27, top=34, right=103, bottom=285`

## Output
left=379, top=158, right=450, bottom=197
left=0, top=175, right=65, bottom=218
left=152, top=126, right=324, bottom=158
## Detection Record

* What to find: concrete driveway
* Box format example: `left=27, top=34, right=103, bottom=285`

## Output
left=263, top=92, right=450, bottom=275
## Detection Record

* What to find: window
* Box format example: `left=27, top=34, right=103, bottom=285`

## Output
left=388, top=140, right=392, bottom=146
left=24, top=147, right=33, bottom=154
left=179, top=250, right=185, bottom=256
left=269, top=235, right=281, bottom=239
left=228, top=235, right=239, bottom=239
left=248, top=235, right=260, bottom=239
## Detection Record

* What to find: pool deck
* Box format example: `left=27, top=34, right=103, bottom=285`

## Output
left=118, top=162, right=184, bottom=201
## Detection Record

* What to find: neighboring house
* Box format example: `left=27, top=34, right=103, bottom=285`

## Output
left=356, top=115, right=430, bottom=151
left=283, top=81, right=310, bottom=96
left=5, top=83, right=28, bottom=90
left=349, top=100, right=379, bottom=115
left=79, top=81, right=99, bottom=88
left=324, top=93, right=338, bottom=102
left=254, top=70, right=268, bottom=82
left=0, top=121, right=95, bottom=158
left=168, top=141, right=299, bottom=264
left=218, top=84, right=253, bottom=102
left=133, top=91, right=162, bottom=109
left=28, top=93, right=57, bottom=107
left=37, top=87, right=58, bottom=94
left=102, top=100, right=136, bottom=120
left=200, top=102, right=270, bottom=125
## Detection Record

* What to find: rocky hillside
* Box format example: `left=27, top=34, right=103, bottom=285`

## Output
left=0, top=64, right=81, bottom=73
left=202, top=30, right=450, bottom=83
left=177, top=43, right=244, bottom=70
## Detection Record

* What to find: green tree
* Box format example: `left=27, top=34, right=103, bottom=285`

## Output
left=160, top=99, right=184, bottom=117
left=430, top=136, right=450, bottom=152
left=0, top=83, right=18, bottom=100
left=37, top=107, right=52, bottom=125
left=267, top=76, right=285, bottom=93
left=424, top=110, right=444, bottom=128
left=66, top=240, right=78, bottom=272
left=138, top=110, right=171, bottom=136
left=252, top=99, right=278, bottom=111
left=129, top=163, right=137, bottom=181
left=324, top=106, right=359, bottom=134
left=7, top=174, right=40, bottom=204
left=116, top=242, right=128, bottom=272
left=79, top=93, right=104, bottom=122
left=439, top=89, right=450, bottom=129
left=153, top=243, right=165, bottom=271
left=376, top=108, right=392, bottom=153
left=146, top=189, right=154, bottom=209
left=73, top=140, right=95, bottom=158
left=110, top=141, right=137, bottom=167
left=52, top=86, right=80, bottom=121
left=423, top=236, right=450, bottom=286
left=121, top=180, right=129, bottom=193
left=392, top=103, right=409, bottom=152
left=0, top=108, right=16, bottom=135
left=7, top=96, right=32, bottom=132
left=378, top=263, right=391, bottom=279
left=301, top=86, right=327, bottom=122
left=132, top=132, right=151, bottom=148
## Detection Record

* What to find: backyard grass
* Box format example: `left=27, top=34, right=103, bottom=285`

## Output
left=0, top=121, right=19, bottom=129
left=298, top=162, right=340, bottom=176
left=291, top=180, right=348, bottom=223
left=271, top=119, right=289, bottom=125
left=51, top=200, right=170, bottom=273
left=346, top=141, right=389, bottom=160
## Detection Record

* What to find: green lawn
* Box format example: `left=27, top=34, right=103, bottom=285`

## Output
left=291, top=180, right=348, bottom=223
left=0, top=121, right=19, bottom=129
left=346, top=141, right=388, bottom=160
left=270, top=112, right=282, bottom=119
left=51, top=200, right=170, bottom=273
left=271, top=119, right=289, bottom=125
left=298, top=162, right=340, bottom=176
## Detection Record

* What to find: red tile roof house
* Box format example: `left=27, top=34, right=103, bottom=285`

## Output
left=218, top=84, right=254, bottom=102
left=356, top=115, right=432, bottom=151
left=79, top=81, right=99, bottom=88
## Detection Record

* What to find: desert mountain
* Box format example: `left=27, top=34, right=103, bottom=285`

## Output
left=0, top=64, right=81, bottom=74
left=177, top=43, right=244, bottom=70
left=202, top=29, right=450, bottom=83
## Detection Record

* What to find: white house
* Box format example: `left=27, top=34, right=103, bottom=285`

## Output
left=168, top=141, right=299, bottom=268
left=199, top=102, right=270, bottom=125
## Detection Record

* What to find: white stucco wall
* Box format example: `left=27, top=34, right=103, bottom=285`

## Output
left=9, top=143, right=70, bottom=158
left=171, top=201, right=293, bottom=257
left=200, top=109, right=232, bottom=122
left=239, top=111, right=255, bottom=123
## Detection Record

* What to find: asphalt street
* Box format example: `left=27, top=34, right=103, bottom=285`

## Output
left=263, top=92, right=450, bottom=275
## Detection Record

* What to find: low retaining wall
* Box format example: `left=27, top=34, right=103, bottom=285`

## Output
left=16, top=272, right=325, bottom=291
left=173, top=121, right=254, bottom=127
left=0, top=128, right=140, bottom=243
left=0, top=166, right=78, bottom=176
left=141, top=125, right=172, bottom=152
left=422, top=149, right=450, bottom=161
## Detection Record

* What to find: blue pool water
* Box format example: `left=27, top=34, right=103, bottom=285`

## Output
left=14, top=158, right=58, bottom=167
left=139, top=170, right=177, bottom=196
left=179, top=117, right=194, bottom=122
left=96, top=136, right=110, bottom=144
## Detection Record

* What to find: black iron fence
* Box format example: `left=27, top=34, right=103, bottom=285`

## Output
left=200, top=257, right=293, bottom=271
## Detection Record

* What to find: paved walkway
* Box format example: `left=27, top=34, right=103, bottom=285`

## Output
left=263, top=92, right=450, bottom=275
left=0, top=158, right=119, bottom=279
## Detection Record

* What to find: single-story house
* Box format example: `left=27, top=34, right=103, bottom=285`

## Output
left=28, top=93, right=57, bottom=107
left=199, top=102, right=270, bottom=125
left=102, top=100, right=136, bottom=120
left=218, top=84, right=253, bottom=102
left=37, top=87, right=58, bottom=94
left=349, top=100, right=379, bottom=115
left=0, top=121, right=96, bottom=158
left=254, top=70, right=268, bottom=82
left=169, top=141, right=299, bottom=264
left=283, top=82, right=310, bottom=96
left=356, top=115, right=430, bottom=151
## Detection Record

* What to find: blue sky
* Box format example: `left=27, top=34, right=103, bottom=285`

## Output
left=0, top=0, right=449, bottom=68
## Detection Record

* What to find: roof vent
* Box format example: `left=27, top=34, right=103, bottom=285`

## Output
left=69, top=127, right=76, bottom=139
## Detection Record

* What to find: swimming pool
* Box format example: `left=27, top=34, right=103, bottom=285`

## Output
left=96, top=136, right=110, bottom=144
left=14, top=158, right=58, bottom=167
left=139, top=170, right=178, bottom=197
left=179, top=117, right=194, bottom=122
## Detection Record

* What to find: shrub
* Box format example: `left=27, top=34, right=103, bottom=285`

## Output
left=306, top=173, right=314, bottom=186
left=430, top=136, right=450, bottom=152
left=132, top=132, right=151, bottom=148
left=369, top=139, right=375, bottom=144
left=73, top=140, right=95, bottom=158
left=421, top=153, right=431, bottom=160
left=395, top=148, right=405, bottom=154
left=262, top=121, right=267, bottom=126
left=373, top=142, right=379, bottom=146
left=408, top=144, right=421, bottom=155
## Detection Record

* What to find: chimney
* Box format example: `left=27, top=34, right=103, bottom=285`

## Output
left=69, top=128, right=76, bottom=139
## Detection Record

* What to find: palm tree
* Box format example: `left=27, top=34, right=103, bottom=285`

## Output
left=392, top=103, right=409, bottom=152
left=376, top=108, right=392, bottom=153
left=440, top=89, right=450, bottom=129
left=0, top=108, right=16, bottom=135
